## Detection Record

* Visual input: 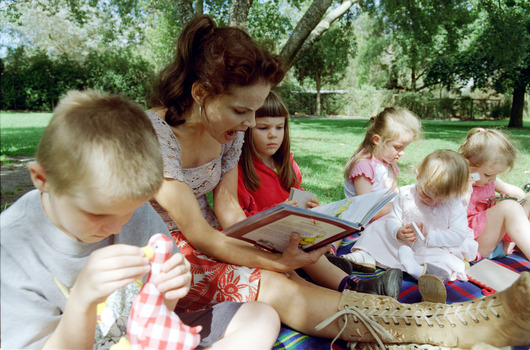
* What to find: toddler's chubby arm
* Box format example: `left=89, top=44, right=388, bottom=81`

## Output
left=43, top=244, right=150, bottom=350
left=495, top=178, right=525, bottom=200
left=150, top=251, right=193, bottom=310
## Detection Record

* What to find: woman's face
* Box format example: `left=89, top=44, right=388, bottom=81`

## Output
left=202, top=81, right=271, bottom=144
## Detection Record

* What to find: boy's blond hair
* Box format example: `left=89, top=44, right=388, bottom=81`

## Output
left=36, top=90, right=163, bottom=200
left=458, top=128, right=516, bottom=170
left=344, top=107, right=422, bottom=179
left=417, top=149, right=469, bottom=201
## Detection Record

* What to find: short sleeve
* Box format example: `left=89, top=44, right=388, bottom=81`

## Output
left=220, top=132, right=244, bottom=178
left=349, top=158, right=376, bottom=184
left=146, top=111, right=185, bottom=182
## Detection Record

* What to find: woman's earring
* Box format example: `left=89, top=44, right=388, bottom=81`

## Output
left=198, top=104, right=202, bottom=119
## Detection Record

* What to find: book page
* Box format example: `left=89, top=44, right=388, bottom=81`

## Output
left=465, top=259, right=519, bottom=292
left=241, top=215, right=345, bottom=252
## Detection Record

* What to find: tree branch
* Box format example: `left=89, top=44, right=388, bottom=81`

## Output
left=229, top=0, right=253, bottom=30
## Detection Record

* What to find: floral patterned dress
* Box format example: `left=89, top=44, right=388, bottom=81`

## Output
left=146, top=111, right=260, bottom=312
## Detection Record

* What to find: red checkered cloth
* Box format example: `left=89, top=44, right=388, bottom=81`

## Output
left=127, top=234, right=201, bottom=350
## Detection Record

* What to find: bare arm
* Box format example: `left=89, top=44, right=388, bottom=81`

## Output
left=155, top=178, right=327, bottom=273
left=495, top=178, right=525, bottom=200
left=353, top=176, right=392, bottom=220
left=213, top=166, right=248, bottom=228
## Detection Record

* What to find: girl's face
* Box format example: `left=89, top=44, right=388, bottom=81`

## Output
left=252, top=116, right=286, bottom=158
left=470, top=163, right=507, bottom=187
left=374, top=134, right=413, bottom=164
left=201, top=81, right=271, bottom=144
left=416, top=184, right=443, bottom=206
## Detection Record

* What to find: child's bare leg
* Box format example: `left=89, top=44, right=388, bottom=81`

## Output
left=302, top=255, right=348, bottom=289
left=210, top=301, right=280, bottom=349
left=479, top=200, right=530, bottom=259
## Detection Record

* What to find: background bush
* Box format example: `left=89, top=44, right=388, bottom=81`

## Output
left=1, top=47, right=154, bottom=111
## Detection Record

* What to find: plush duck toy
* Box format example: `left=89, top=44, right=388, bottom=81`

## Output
left=127, top=234, right=201, bottom=350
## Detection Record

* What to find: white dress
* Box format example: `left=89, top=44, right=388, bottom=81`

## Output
left=352, top=184, right=478, bottom=281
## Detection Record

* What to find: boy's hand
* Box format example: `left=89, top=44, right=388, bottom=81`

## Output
left=397, top=224, right=416, bottom=243
left=151, top=252, right=192, bottom=301
left=277, top=232, right=330, bottom=272
left=70, top=245, right=150, bottom=309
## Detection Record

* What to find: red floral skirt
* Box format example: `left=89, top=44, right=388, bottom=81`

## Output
left=171, top=231, right=261, bottom=312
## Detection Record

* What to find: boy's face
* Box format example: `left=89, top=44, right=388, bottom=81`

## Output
left=42, top=189, right=146, bottom=243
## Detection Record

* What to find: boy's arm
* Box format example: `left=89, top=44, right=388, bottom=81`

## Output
left=43, top=245, right=150, bottom=349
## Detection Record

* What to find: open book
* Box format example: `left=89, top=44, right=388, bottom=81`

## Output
left=223, top=189, right=396, bottom=253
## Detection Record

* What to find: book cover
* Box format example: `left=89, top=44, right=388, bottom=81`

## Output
left=288, top=187, right=317, bottom=209
left=465, top=258, right=520, bottom=292
left=223, top=189, right=396, bottom=253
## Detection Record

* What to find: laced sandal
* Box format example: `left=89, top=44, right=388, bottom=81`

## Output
left=316, top=271, right=530, bottom=348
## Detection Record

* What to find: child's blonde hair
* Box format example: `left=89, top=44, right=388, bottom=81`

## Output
left=458, top=128, right=516, bottom=170
left=36, top=90, right=164, bottom=200
left=344, top=107, right=422, bottom=179
left=240, top=91, right=299, bottom=191
left=417, top=149, right=469, bottom=201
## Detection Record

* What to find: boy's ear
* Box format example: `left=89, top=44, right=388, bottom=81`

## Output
left=28, top=162, right=49, bottom=192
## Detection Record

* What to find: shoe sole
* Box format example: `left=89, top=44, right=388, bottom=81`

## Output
left=348, top=260, right=376, bottom=274
left=418, top=274, right=447, bottom=303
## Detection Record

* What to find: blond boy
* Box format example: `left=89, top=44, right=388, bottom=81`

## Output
left=0, top=90, right=279, bottom=349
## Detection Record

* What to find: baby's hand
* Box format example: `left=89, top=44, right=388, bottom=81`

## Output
left=151, top=252, right=192, bottom=301
left=305, top=197, right=320, bottom=209
left=397, top=224, right=416, bottom=243
left=70, top=245, right=150, bottom=309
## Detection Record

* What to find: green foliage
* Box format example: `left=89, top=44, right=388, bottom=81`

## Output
left=1, top=47, right=154, bottom=110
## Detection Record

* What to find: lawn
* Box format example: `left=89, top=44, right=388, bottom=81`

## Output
left=1, top=112, right=529, bottom=204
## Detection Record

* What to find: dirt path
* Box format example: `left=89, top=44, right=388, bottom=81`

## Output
left=1, top=156, right=36, bottom=210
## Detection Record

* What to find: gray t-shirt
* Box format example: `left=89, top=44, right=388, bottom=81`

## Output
left=0, top=189, right=170, bottom=349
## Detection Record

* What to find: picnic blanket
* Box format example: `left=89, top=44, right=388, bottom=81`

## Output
left=272, top=233, right=530, bottom=350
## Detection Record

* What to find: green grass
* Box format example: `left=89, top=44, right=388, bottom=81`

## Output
left=0, top=112, right=53, bottom=163
left=1, top=112, right=528, bottom=204
left=290, top=118, right=530, bottom=203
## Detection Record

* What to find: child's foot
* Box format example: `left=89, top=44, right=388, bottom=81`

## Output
left=503, top=241, right=516, bottom=256
left=418, top=274, right=447, bottom=303
left=341, top=250, right=376, bottom=273
left=325, top=253, right=353, bottom=275
left=398, top=245, right=423, bottom=280
left=346, top=268, right=403, bottom=299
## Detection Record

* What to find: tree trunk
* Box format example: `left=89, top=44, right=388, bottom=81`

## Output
left=315, top=73, right=322, bottom=116
left=229, top=0, right=253, bottom=30
left=280, top=0, right=333, bottom=69
left=287, top=0, right=358, bottom=71
left=177, top=0, right=196, bottom=26
left=508, top=82, right=525, bottom=128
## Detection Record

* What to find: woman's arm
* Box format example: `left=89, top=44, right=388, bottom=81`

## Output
left=216, top=166, right=249, bottom=228
left=155, top=178, right=327, bottom=272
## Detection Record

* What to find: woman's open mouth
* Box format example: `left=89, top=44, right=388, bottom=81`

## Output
left=225, top=130, right=237, bottom=141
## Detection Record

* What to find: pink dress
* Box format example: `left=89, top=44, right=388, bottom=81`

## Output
left=147, top=111, right=260, bottom=312
left=344, top=155, right=397, bottom=198
left=353, top=184, right=478, bottom=281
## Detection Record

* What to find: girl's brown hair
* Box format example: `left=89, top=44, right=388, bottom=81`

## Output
left=344, top=107, right=422, bottom=180
left=148, top=15, right=285, bottom=126
left=240, top=91, right=299, bottom=191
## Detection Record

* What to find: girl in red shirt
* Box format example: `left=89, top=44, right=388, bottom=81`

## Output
left=237, top=91, right=319, bottom=216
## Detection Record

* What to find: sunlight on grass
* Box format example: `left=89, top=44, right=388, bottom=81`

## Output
left=1, top=112, right=52, bottom=157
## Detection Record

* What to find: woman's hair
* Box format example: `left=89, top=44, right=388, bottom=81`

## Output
left=344, top=107, right=422, bottom=179
left=240, top=91, right=299, bottom=191
left=36, top=90, right=164, bottom=200
left=416, top=149, right=469, bottom=201
left=458, top=128, right=517, bottom=170
left=148, top=15, right=285, bottom=126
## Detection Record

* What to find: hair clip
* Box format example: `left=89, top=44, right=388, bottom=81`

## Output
left=363, top=116, right=375, bottom=129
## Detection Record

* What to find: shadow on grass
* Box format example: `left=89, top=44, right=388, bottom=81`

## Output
left=1, top=127, right=47, bottom=157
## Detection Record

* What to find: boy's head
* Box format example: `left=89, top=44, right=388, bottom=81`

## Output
left=416, top=149, right=469, bottom=205
left=29, top=90, right=164, bottom=242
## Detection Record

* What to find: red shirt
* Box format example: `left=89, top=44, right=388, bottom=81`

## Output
left=238, top=154, right=303, bottom=216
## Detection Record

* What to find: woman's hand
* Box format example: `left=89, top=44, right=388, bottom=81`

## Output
left=275, top=232, right=330, bottom=272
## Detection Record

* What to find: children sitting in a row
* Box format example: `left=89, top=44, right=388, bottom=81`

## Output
left=237, top=91, right=530, bottom=305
